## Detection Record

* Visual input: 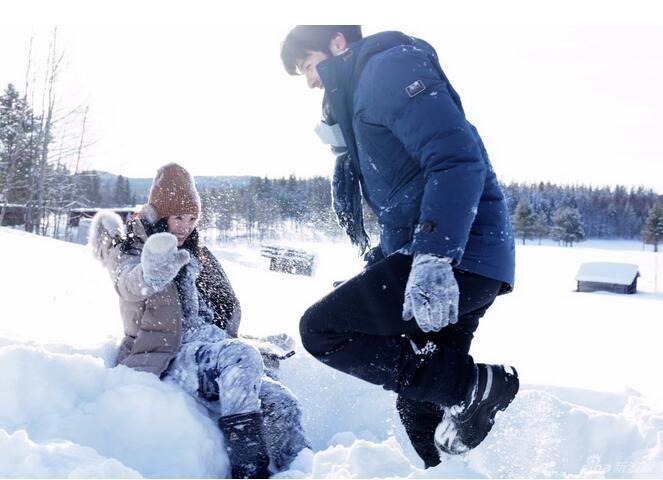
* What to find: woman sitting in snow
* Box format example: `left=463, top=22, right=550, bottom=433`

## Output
left=90, top=162, right=309, bottom=479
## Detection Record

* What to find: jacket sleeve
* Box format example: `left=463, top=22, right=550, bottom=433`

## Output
left=362, top=47, right=487, bottom=264
left=105, top=243, right=160, bottom=302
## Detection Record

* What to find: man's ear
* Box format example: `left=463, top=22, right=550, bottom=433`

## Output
left=329, top=33, right=348, bottom=55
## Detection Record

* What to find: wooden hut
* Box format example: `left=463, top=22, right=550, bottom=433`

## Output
left=575, top=262, right=640, bottom=294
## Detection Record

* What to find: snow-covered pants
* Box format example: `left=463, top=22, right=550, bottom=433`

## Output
left=194, top=340, right=309, bottom=470
left=195, top=340, right=263, bottom=416
left=299, top=253, right=502, bottom=467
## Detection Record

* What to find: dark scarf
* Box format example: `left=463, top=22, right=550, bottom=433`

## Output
left=324, top=93, right=370, bottom=255
left=321, top=33, right=430, bottom=258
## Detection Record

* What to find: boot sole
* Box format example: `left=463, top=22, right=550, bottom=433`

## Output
left=435, top=367, right=519, bottom=455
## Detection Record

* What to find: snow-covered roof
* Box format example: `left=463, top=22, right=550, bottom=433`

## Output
left=70, top=206, right=140, bottom=213
left=575, top=262, right=640, bottom=285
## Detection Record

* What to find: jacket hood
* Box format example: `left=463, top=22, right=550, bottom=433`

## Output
left=89, top=210, right=126, bottom=263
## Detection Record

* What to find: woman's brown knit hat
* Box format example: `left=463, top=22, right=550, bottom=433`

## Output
left=147, top=163, right=201, bottom=219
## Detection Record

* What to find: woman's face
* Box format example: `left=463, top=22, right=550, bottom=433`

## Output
left=167, top=214, right=198, bottom=246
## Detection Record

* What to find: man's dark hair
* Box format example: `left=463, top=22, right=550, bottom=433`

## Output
left=281, top=25, right=363, bottom=75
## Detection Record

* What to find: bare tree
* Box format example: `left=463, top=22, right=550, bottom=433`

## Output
left=33, top=28, right=64, bottom=234
left=9, top=28, right=96, bottom=238
left=63, top=105, right=89, bottom=241
left=51, top=128, right=68, bottom=239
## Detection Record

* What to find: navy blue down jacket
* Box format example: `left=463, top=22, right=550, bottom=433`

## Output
left=317, top=31, right=515, bottom=290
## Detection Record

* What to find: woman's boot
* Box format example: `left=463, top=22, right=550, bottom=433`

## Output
left=218, top=411, right=270, bottom=479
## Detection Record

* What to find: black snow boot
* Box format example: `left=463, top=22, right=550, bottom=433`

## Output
left=218, top=412, right=270, bottom=479
left=434, top=364, right=519, bottom=455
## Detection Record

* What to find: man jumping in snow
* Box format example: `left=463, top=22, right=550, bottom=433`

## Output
left=281, top=25, right=519, bottom=466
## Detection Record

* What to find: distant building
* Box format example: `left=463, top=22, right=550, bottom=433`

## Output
left=68, top=206, right=139, bottom=227
left=575, top=262, right=640, bottom=294
left=0, top=204, right=27, bottom=227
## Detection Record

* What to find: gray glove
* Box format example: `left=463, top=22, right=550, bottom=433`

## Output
left=402, top=253, right=459, bottom=333
left=262, top=333, right=297, bottom=351
left=141, top=232, right=190, bottom=290
left=241, top=334, right=297, bottom=372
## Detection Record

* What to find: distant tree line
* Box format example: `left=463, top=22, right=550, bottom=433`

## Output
left=195, top=177, right=663, bottom=249
left=505, top=182, right=663, bottom=249
left=197, top=175, right=380, bottom=242
left=75, top=171, right=136, bottom=208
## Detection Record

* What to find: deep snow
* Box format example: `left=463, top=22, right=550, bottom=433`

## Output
left=1, top=226, right=662, bottom=478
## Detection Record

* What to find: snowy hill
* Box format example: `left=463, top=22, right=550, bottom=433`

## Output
left=1, top=227, right=662, bottom=478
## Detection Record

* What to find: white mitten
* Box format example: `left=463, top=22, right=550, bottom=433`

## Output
left=141, top=233, right=190, bottom=290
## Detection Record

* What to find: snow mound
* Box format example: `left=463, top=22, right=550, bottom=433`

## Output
left=271, top=387, right=663, bottom=478
left=0, top=344, right=228, bottom=478
left=274, top=436, right=483, bottom=479
left=280, top=351, right=663, bottom=478
left=465, top=390, right=663, bottom=478
left=0, top=429, right=141, bottom=478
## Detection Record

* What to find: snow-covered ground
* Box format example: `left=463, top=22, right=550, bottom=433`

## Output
left=1, top=226, right=662, bottom=478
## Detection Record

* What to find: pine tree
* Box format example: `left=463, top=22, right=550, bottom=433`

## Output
left=642, top=203, right=663, bottom=252
left=113, top=175, right=132, bottom=206
left=76, top=171, right=101, bottom=206
left=512, top=198, right=536, bottom=245
left=213, top=186, right=238, bottom=241
left=0, top=84, right=42, bottom=225
left=551, top=207, right=585, bottom=247
left=197, top=189, right=214, bottom=233
left=532, top=212, right=549, bottom=245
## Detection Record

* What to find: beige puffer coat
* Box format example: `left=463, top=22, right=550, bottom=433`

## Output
left=91, top=205, right=239, bottom=376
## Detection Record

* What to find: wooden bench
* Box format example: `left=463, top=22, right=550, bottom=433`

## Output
left=260, top=245, right=316, bottom=276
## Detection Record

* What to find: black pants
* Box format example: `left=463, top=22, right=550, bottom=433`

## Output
left=300, top=253, right=503, bottom=467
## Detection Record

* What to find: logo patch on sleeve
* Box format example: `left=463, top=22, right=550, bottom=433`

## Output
left=406, top=80, right=426, bottom=98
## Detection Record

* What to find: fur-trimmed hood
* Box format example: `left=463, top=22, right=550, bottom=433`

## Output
left=89, top=210, right=126, bottom=263
left=88, top=204, right=162, bottom=263
left=138, top=203, right=160, bottom=224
